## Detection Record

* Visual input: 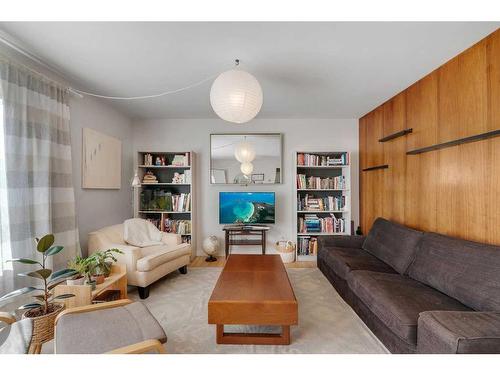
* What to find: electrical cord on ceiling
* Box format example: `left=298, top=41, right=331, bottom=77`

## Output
left=68, top=72, right=220, bottom=100
left=68, top=59, right=240, bottom=100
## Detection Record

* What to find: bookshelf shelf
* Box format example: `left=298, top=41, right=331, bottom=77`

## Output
left=296, top=165, right=349, bottom=169
left=134, top=151, right=196, bottom=258
left=138, top=165, right=191, bottom=169
left=294, top=151, right=352, bottom=261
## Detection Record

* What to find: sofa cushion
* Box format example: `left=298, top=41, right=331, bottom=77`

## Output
left=417, top=311, right=500, bottom=354
left=320, top=247, right=396, bottom=280
left=347, top=271, right=470, bottom=344
left=55, top=302, right=166, bottom=354
left=408, top=232, right=500, bottom=311
left=136, top=243, right=191, bottom=272
left=362, top=218, right=423, bottom=274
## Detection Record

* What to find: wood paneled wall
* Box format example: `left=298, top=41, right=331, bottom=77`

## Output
left=359, top=28, right=500, bottom=245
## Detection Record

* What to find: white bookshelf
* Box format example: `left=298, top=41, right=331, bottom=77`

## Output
left=294, top=151, right=352, bottom=262
left=134, top=151, right=196, bottom=259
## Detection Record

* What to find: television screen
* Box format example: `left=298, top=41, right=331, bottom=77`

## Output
left=219, top=192, right=275, bottom=224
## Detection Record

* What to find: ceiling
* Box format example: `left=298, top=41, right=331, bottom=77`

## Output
left=0, top=22, right=498, bottom=120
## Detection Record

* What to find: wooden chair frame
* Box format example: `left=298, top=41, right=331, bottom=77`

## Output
left=54, top=299, right=166, bottom=354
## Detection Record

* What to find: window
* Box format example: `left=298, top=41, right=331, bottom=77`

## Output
left=0, top=99, right=12, bottom=276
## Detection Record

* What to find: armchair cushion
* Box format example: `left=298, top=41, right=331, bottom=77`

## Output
left=417, top=311, right=500, bottom=354
left=137, top=243, right=191, bottom=272
left=55, top=302, right=166, bottom=354
left=0, top=319, right=32, bottom=354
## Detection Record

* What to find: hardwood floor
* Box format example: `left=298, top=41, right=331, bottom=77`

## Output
left=189, top=256, right=316, bottom=268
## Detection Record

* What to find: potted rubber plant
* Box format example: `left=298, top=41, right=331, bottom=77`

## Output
left=0, top=234, right=78, bottom=345
left=90, top=248, right=122, bottom=284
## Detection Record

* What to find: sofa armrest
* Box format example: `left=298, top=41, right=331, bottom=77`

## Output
left=417, top=311, right=500, bottom=354
left=161, top=232, right=182, bottom=246
left=318, top=235, right=366, bottom=249
left=103, top=243, right=142, bottom=273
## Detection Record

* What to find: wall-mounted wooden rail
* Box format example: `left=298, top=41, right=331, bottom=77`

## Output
left=406, top=129, right=500, bottom=155
left=378, top=128, right=413, bottom=142
left=362, top=164, right=389, bottom=172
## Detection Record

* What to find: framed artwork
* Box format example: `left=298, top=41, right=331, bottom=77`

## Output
left=82, top=128, right=122, bottom=189
left=251, top=173, right=265, bottom=182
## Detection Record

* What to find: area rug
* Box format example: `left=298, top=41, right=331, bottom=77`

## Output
left=129, top=267, right=389, bottom=354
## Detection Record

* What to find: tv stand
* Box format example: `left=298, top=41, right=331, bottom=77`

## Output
left=222, top=226, right=269, bottom=258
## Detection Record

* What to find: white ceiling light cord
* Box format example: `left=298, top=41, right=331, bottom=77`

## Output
left=68, top=72, right=221, bottom=100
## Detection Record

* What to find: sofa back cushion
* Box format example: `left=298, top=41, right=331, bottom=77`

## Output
left=362, top=218, right=423, bottom=274
left=408, top=233, right=500, bottom=311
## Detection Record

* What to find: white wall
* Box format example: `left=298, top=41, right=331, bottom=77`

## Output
left=132, top=118, right=359, bottom=256
left=0, top=46, right=134, bottom=255
left=70, top=96, right=134, bottom=253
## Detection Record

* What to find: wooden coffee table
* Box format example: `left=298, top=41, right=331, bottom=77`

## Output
left=208, top=254, right=298, bottom=345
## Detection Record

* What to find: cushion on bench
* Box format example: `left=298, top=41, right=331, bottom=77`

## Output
left=347, top=270, right=470, bottom=345
left=417, top=311, right=500, bottom=354
left=408, top=232, right=500, bottom=311
left=362, top=218, right=423, bottom=274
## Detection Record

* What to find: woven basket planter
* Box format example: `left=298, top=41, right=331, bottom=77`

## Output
left=23, top=303, right=64, bottom=347
left=275, top=240, right=296, bottom=263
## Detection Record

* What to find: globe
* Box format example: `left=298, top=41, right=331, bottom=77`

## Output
left=202, top=236, right=220, bottom=262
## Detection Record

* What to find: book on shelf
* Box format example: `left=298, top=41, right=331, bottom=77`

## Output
left=297, top=153, right=349, bottom=166
left=163, top=219, right=191, bottom=235
left=298, top=214, right=346, bottom=234
left=140, top=190, right=191, bottom=212
left=296, top=174, right=346, bottom=189
left=172, top=153, right=190, bottom=167
left=297, top=194, right=346, bottom=211
left=297, top=236, right=318, bottom=256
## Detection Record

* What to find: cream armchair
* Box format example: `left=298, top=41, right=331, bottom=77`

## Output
left=88, top=223, right=191, bottom=298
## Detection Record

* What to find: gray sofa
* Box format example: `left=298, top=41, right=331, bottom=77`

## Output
left=318, top=217, right=500, bottom=354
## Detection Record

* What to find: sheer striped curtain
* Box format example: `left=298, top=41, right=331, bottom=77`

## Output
left=0, top=59, right=80, bottom=294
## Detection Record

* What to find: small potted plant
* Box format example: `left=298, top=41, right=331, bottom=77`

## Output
left=90, top=248, right=122, bottom=284
left=0, top=234, right=78, bottom=347
left=66, top=256, right=88, bottom=285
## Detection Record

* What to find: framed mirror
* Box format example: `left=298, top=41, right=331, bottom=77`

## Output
left=210, top=133, right=282, bottom=185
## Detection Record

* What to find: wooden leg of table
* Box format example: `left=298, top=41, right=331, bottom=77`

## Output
left=262, top=231, right=266, bottom=255
left=215, top=324, right=291, bottom=345
left=225, top=232, right=229, bottom=258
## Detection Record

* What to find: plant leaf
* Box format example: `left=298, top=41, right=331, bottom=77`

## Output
left=47, top=270, right=78, bottom=286
left=47, top=279, right=69, bottom=290
left=49, top=268, right=76, bottom=281
left=46, top=246, right=64, bottom=256
left=53, top=294, right=75, bottom=299
left=37, top=234, right=54, bottom=253
left=0, top=287, right=37, bottom=302
left=18, top=303, right=42, bottom=310
left=18, top=268, right=52, bottom=280
left=6, top=258, right=41, bottom=266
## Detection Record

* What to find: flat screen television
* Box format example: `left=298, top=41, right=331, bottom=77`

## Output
left=219, top=192, right=275, bottom=224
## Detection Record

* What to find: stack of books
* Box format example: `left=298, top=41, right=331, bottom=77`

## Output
left=297, top=153, right=349, bottom=166
left=298, top=215, right=346, bottom=234
left=297, top=194, right=346, bottom=211
left=297, top=175, right=346, bottom=189
left=171, top=153, right=190, bottom=166
left=163, top=219, right=191, bottom=235
left=297, top=237, right=318, bottom=256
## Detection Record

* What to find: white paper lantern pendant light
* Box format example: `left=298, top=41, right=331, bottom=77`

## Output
left=210, top=59, right=263, bottom=124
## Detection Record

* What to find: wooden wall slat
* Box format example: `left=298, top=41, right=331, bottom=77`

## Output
left=359, top=28, right=500, bottom=245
